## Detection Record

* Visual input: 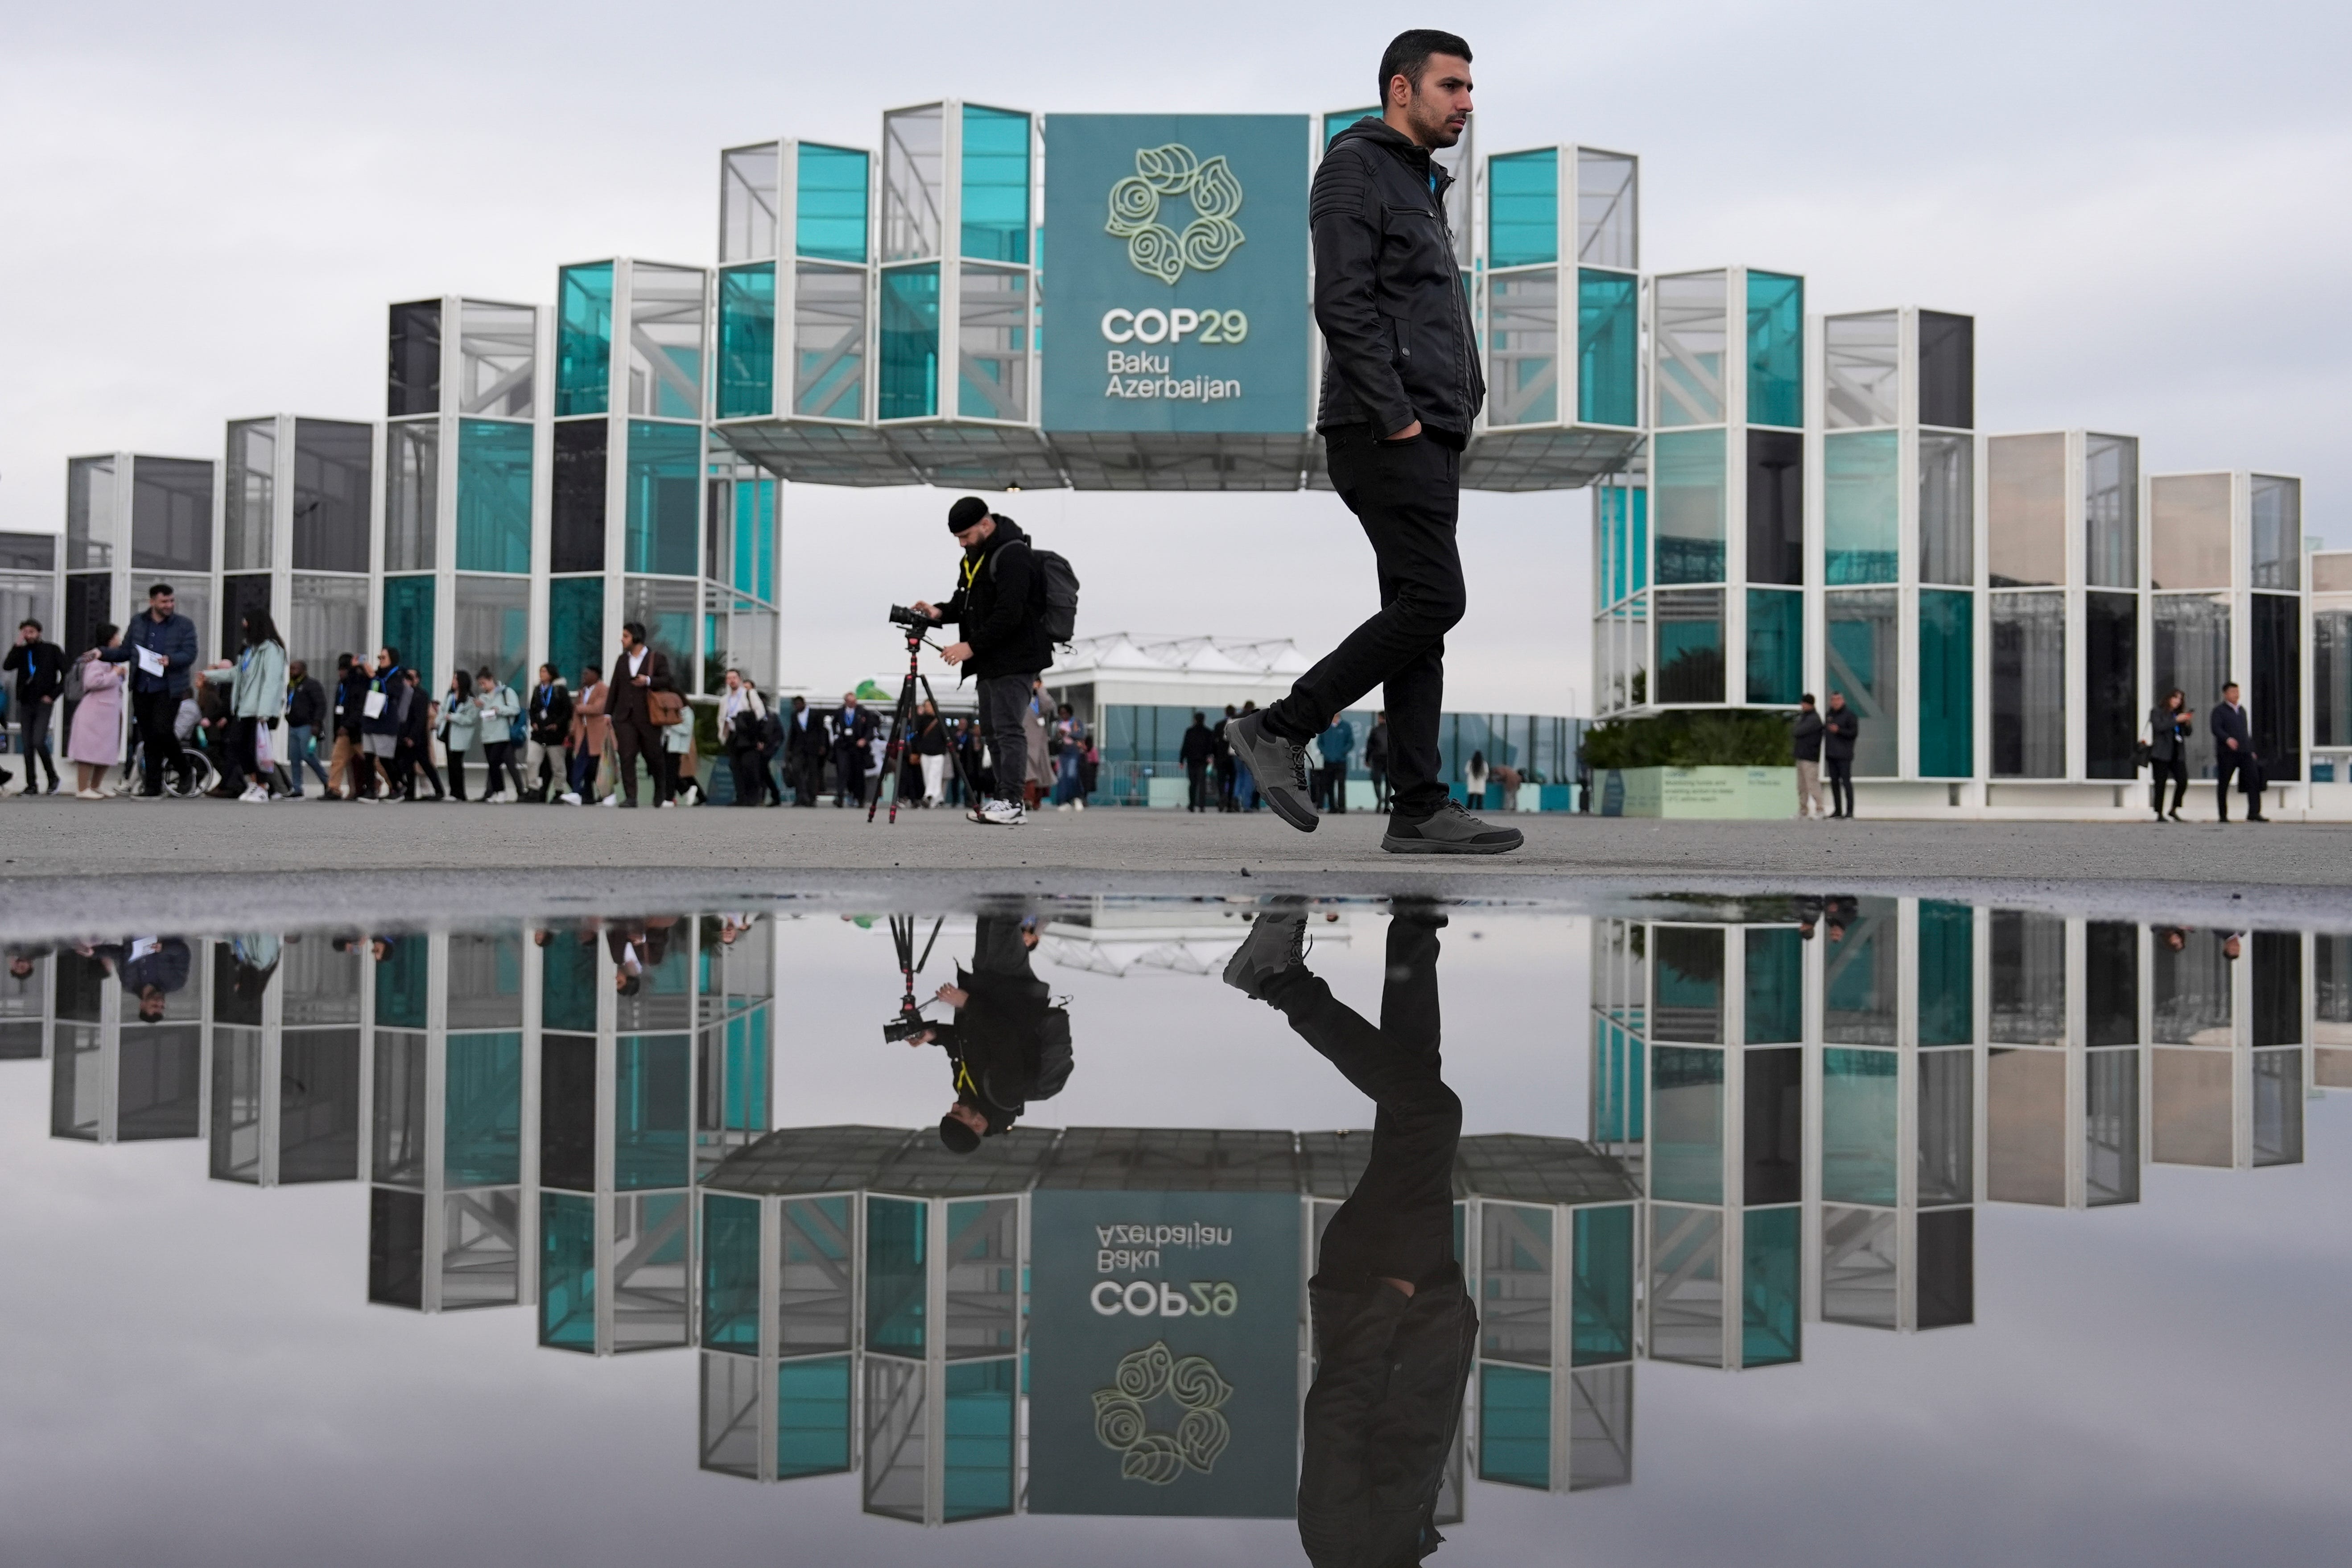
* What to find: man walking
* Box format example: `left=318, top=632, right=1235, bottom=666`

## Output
left=2211, top=681, right=2267, bottom=823
left=606, top=622, right=677, bottom=808
left=910, top=496, right=1056, bottom=827
left=5, top=619, right=65, bottom=795
left=1822, top=690, right=1859, bottom=819
left=828, top=693, right=873, bottom=809
left=1792, top=693, right=1826, bottom=820
left=1365, top=710, right=1390, bottom=810
left=99, top=584, right=198, bottom=798
left=527, top=664, right=572, bottom=802
left=283, top=658, right=330, bottom=797
left=1214, top=704, right=1240, bottom=811
left=330, top=652, right=371, bottom=799
left=1224, top=32, right=1515, bottom=855
left=788, top=694, right=825, bottom=805
left=1318, top=713, right=1354, bottom=813
left=1180, top=710, right=1217, bottom=812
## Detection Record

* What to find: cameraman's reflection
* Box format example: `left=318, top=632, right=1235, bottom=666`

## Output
left=905, top=915, right=1072, bottom=1153
left=1225, top=901, right=1475, bottom=1567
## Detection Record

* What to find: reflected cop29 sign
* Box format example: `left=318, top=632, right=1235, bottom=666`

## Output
left=1027, top=1188, right=1301, bottom=1517
left=1042, top=114, right=1310, bottom=434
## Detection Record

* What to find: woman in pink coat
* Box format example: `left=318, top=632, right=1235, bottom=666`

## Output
left=66, top=624, right=124, bottom=799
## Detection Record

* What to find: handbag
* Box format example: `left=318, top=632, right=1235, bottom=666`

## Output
left=648, top=689, right=685, bottom=726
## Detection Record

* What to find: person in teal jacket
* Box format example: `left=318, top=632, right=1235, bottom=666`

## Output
left=201, top=610, right=288, bottom=804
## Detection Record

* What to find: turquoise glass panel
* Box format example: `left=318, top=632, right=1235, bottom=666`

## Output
left=381, top=574, right=435, bottom=689
left=777, top=1356, right=853, bottom=1477
left=1745, top=270, right=1803, bottom=429
left=374, top=932, right=428, bottom=1029
left=865, top=1195, right=927, bottom=1354
left=623, top=421, right=700, bottom=576
left=1746, top=588, right=1803, bottom=705
left=718, top=1009, right=771, bottom=1132
left=1741, top=1208, right=1801, bottom=1367
left=540, top=1192, right=597, bottom=1350
left=878, top=265, right=941, bottom=419
left=716, top=264, right=777, bottom=420
left=960, top=106, right=1031, bottom=263
left=1920, top=588, right=1975, bottom=777
left=1323, top=108, right=1377, bottom=148
left=1823, top=1048, right=1900, bottom=1205
left=701, top=1193, right=763, bottom=1353
left=1577, top=268, right=1638, bottom=426
left=1651, top=1046, right=1725, bottom=1204
left=1919, top=899, right=1974, bottom=1046
left=1632, top=486, right=1648, bottom=592
left=445, top=1031, right=521, bottom=1186
left=547, top=577, right=603, bottom=695
left=556, top=264, right=614, bottom=417
left=455, top=420, right=532, bottom=574
left=1826, top=430, right=1900, bottom=584
left=732, top=479, right=775, bottom=602
left=943, top=1359, right=1016, bottom=1519
left=1598, top=483, right=1647, bottom=603
left=1478, top=1363, right=1551, bottom=1487
left=1655, top=591, right=1725, bottom=705
left=615, top=1034, right=690, bottom=1190
left=796, top=143, right=871, bottom=263
left=1571, top=1205, right=1634, bottom=1365
left=1745, top=928, right=1803, bottom=1043
left=1654, top=429, right=1726, bottom=584
left=1488, top=149, right=1559, bottom=268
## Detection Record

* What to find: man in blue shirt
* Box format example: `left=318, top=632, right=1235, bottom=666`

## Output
left=1319, top=715, right=1355, bottom=814
left=99, top=583, right=198, bottom=797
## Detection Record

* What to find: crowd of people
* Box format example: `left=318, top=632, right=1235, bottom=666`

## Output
left=1177, top=705, right=1396, bottom=816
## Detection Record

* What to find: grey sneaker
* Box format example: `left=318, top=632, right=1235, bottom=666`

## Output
left=1381, top=800, right=1526, bottom=855
left=1222, top=904, right=1311, bottom=999
left=1226, top=711, right=1317, bottom=833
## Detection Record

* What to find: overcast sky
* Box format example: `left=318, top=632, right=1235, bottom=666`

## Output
left=4, top=0, right=2345, bottom=708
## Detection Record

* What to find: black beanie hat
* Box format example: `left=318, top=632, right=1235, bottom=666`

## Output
left=947, top=496, right=991, bottom=533
left=939, top=1113, right=982, bottom=1154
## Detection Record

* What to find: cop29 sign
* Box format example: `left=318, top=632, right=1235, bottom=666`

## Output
left=1042, top=114, right=1310, bottom=434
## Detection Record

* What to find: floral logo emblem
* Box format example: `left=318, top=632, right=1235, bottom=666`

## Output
left=1090, top=1340, right=1233, bottom=1484
left=1106, top=144, right=1245, bottom=285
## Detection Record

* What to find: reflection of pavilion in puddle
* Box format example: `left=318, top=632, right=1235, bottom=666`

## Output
left=1035, top=901, right=1352, bottom=980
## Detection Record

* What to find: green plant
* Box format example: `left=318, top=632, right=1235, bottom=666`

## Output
left=1582, top=709, right=1795, bottom=770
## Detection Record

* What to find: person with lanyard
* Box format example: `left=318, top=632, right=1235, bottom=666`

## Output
left=527, top=664, right=572, bottom=802
left=98, top=582, right=198, bottom=798
left=357, top=647, right=410, bottom=803
left=5, top=618, right=66, bottom=796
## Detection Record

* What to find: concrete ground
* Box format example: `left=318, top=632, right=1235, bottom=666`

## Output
left=0, top=794, right=2345, bottom=933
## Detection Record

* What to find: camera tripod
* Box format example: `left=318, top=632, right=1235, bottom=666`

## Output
left=880, top=913, right=946, bottom=1040
left=867, top=620, right=978, bottom=823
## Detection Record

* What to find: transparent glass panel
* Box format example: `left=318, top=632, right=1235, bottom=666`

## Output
left=702, top=1193, right=763, bottom=1352
left=780, top=1195, right=855, bottom=1352
left=288, top=574, right=367, bottom=675
left=1826, top=591, right=1898, bottom=775
left=66, top=456, right=119, bottom=571
left=2085, top=1048, right=2141, bottom=1205
left=720, top=142, right=781, bottom=264
left=388, top=299, right=441, bottom=417
left=556, top=263, right=614, bottom=418
left=627, top=264, right=706, bottom=421
left=715, top=264, right=776, bottom=420
left=878, top=264, right=941, bottom=419
left=454, top=574, right=528, bottom=692
left=1488, top=148, right=1559, bottom=268
left=1919, top=431, right=1974, bottom=586
left=779, top=1355, right=854, bottom=1477
left=441, top=1187, right=521, bottom=1309
left=548, top=576, right=604, bottom=691
left=50, top=1023, right=103, bottom=1140
left=1653, top=927, right=1724, bottom=1043
left=2253, top=591, right=2302, bottom=780
left=943, top=1197, right=1018, bottom=1357
left=1918, top=1048, right=1974, bottom=1203
left=1746, top=588, right=1802, bottom=706
left=1576, top=148, right=1637, bottom=268
left=1566, top=1365, right=1631, bottom=1492
left=1747, top=429, right=1803, bottom=586
left=1920, top=589, right=1974, bottom=778
left=1918, top=311, right=1973, bottom=430
left=865, top=1195, right=927, bottom=1354
left=384, top=420, right=437, bottom=574
left=624, top=421, right=701, bottom=576
left=1745, top=928, right=1802, bottom=1042
left=798, top=143, right=871, bottom=263
left=881, top=104, right=944, bottom=263
left=2150, top=473, right=2232, bottom=590
left=458, top=300, right=534, bottom=417
left=1654, top=429, right=1725, bottom=584
left=1478, top=1363, right=1550, bottom=1487
left=1988, top=1046, right=2066, bottom=1203
left=2253, top=1048, right=2303, bottom=1166
left=1824, top=312, right=1898, bottom=429
left=2152, top=1047, right=2231, bottom=1166
left=1741, top=1207, right=1800, bottom=1367
left=614, top=1193, right=692, bottom=1351
left=2251, top=476, right=2299, bottom=590
left=863, top=1355, right=928, bottom=1519
left=446, top=1031, right=521, bottom=1186
left=1651, top=1046, right=1725, bottom=1204
left=1823, top=1048, right=1899, bottom=1205
left=448, top=929, right=523, bottom=1028
left=1821, top=1205, right=1897, bottom=1329
left=2315, top=610, right=2351, bottom=750
left=623, top=575, right=696, bottom=685
left=1577, top=268, right=1638, bottom=426
left=1824, top=897, right=1896, bottom=1043
left=956, top=265, right=1029, bottom=421
left=1488, top=268, right=1559, bottom=426
left=1648, top=1204, right=1724, bottom=1366
left=289, top=421, right=371, bottom=574
left=960, top=105, right=1030, bottom=264
left=1991, top=910, right=2066, bottom=1044
left=1481, top=1201, right=1554, bottom=1365
left=2153, top=927, right=2233, bottom=1045
left=700, top=1352, right=761, bottom=1477
left=1655, top=588, right=1724, bottom=703
left=795, top=264, right=867, bottom=419
left=1988, top=433, right=2066, bottom=587
left=1745, top=271, right=1803, bottom=429
left=2153, top=594, right=2230, bottom=776
left=1825, top=430, right=1899, bottom=584
left=2086, top=590, right=2139, bottom=780
left=380, top=576, right=435, bottom=687
left=370, top=1029, right=426, bottom=1184
left=2085, top=434, right=2139, bottom=588
left=1991, top=591, right=2065, bottom=778
left=1571, top=1205, right=1634, bottom=1365
left=1655, top=271, right=1727, bottom=428
left=456, top=420, right=531, bottom=574
left=133, top=456, right=214, bottom=574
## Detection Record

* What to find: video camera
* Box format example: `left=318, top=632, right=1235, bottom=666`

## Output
left=887, top=604, right=940, bottom=633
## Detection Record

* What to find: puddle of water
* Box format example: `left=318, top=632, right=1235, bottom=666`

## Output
left=1, top=889, right=2347, bottom=1566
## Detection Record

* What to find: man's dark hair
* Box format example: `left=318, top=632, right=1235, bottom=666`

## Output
left=337, top=652, right=353, bottom=670
left=939, top=1113, right=982, bottom=1155
left=623, top=620, right=648, bottom=644
left=1800, top=692, right=1816, bottom=706
left=147, top=582, right=174, bottom=600
left=18, top=618, right=39, bottom=634
left=382, top=645, right=400, bottom=665
left=1378, top=29, right=1472, bottom=98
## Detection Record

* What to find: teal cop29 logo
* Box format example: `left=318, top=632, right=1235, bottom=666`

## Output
left=1105, top=144, right=1245, bottom=284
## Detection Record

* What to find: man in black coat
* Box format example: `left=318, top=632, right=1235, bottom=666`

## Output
left=1822, top=690, right=1860, bottom=819
left=330, top=652, right=373, bottom=799
left=1225, top=898, right=1473, bottom=1568
left=84, top=937, right=194, bottom=1023
left=1179, top=711, right=1217, bottom=813
left=787, top=695, right=825, bottom=805
left=527, top=666, right=574, bottom=802
left=828, top=694, right=875, bottom=809
left=911, top=498, right=1056, bottom=826
left=906, top=916, right=1057, bottom=1150
left=282, top=659, right=331, bottom=796
left=5, top=618, right=65, bottom=795
left=1214, top=704, right=1240, bottom=812
left=2210, top=681, right=2267, bottom=823
left=606, top=622, right=678, bottom=808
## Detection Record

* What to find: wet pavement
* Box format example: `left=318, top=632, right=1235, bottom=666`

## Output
left=2, top=884, right=2347, bottom=1566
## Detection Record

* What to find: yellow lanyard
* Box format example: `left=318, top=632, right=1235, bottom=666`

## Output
left=961, top=555, right=981, bottom=594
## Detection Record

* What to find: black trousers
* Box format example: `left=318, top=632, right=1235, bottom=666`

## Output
left=976, top=673, right=1035, bottom=805
left=131, top=689, right=189, bottom=795
left=833, top=746, right=865, bottom=807
left=1267, top=912, right=1458, bottom=1286
left=2151, top=754, right=2188, bottom=814
left=1215, top=757, right=1237, bottom=810
left=2216, top=751, right=2258, bottom=818
left=1322, top=760, right=1349, bottom=813
left=20, top=701, right=57, bottom=789
left=1369, top=763, right=1388, bottom=810
left=1266, top=430, right=1463, bottom=820
left=1187, top=760, right=1210, bottom=811
left=1826, top=756, right=1854, bottom=817
left=613, top=717, right=668, bottom=805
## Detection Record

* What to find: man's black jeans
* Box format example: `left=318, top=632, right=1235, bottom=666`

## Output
left=130, top=689, right=189, bottom=795
left=976, top=672, right=1036, bottom=805
left=1266, top=428, right=1463, bottom=820
left=1826, top=755, right=1854, bottom=817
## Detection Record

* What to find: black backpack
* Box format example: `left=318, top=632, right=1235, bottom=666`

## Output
left=1028, top=1005, right=1074, bottom=1100
left=990, top=536, right=1081, bottom=647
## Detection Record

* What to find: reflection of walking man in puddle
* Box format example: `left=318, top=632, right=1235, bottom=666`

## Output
left=1223, top=900, right=1476, bottom=1565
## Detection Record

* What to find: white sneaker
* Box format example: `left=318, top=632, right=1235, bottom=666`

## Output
left=1056, top=801, right=1072, bottom=812
left=239, top=784, right=268, bottom=803
left=1073, top=798, right=1085, bottom=812
left=600, top=794, right=619, bottom=808
left=559, top=791, right=582, bottom=806
left=978, top=796, right=1025, bottom=826
left=658, top=799, right=676, bottom=809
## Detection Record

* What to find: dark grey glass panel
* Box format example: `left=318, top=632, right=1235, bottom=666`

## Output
left=1990, top=910, right=2065, bottom=1044
left=119, top=1026, right=202, bottom=1140
left=2154, top=928, right=2232, bottom=1045
left=448, top=931, right=524, bottom=1030
left=2253, top=931, right=2302, bottom=1046
left=2251, top=593, right=2301, bottom=780
left=1917, top=1049, right=1973, bottom=1205
left=131, top=457, right=213, bottom=573
left=2318, top=610, right=2351, bottom=749
left=280, top=1030, right=362, bottom=1182
left=541, top=1032, right=597, bottom=1191
left=1917, top=311, right=1972, bottom=430
left=2251, top=476, right=2300, bottom=590
left=2086, top=591, right=2138, bottom=780
left=0, top=533, right=54, bottom=569
left=2084, top=1048, right=2140, bottom=1206
left=63, top=574, right=109, bottom=665
left=369, top=1188, right=427, bottom=1307
left=292, top=420, right=373, bottom=573
left=54, top=949, right=105, bottom=1022
left=2252, top=1049, right=2303, bottom=1166
left=1991, top=592, right=2064, bottom=777
left=553, top=421, right=609, bottom=574
left=1915, top=1209, right=1973, bottom=1328
left=373, top=1030, right=427, bottom=1184
left=1745, top=429, right=1803, bottom=586
left=220, top=574, right=272, bottom=660
left=388, top=300, right=442, bottom=417
left=2086, top=922, right=2138, bottom=1046
left=212, top=942, right=264, bottom=1027
left=1743, top=1046, right=1802, bottom=1205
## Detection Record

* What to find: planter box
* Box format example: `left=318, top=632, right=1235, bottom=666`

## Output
left=1597, top=766, right=1794, bottom=819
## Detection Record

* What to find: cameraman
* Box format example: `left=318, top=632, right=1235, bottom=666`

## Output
left=904, top=915, right=1054, bottom=1151
left=911, top=496, right=1054, bottom=827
